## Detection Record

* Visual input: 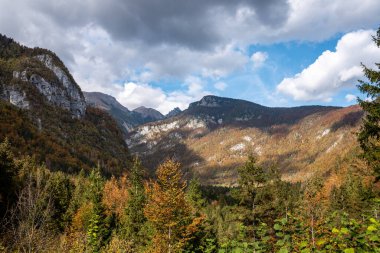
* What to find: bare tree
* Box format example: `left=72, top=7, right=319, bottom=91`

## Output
left=3, top=167, right=56, bottom=252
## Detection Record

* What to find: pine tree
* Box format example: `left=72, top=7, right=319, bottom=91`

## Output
left=357, top=27, right=380, bottom=180
left=144, top=159, right=200, bottom=253
left=123, top=157, right=147, bottom=244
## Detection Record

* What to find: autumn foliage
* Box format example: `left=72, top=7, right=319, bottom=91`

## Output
left=144, top=159, right=201, bottom=252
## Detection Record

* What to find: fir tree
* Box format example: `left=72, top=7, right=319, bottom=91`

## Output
left=357, top=27, right=380, bottom=180
left=123, top=157, right=147, bottom=244
left=86, top=168, right=110, bottom=252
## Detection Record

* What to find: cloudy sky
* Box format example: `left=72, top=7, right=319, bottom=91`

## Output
left=1, top=0, right=380, bottom=114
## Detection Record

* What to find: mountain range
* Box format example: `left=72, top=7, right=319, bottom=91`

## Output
left=0, top=34, right=363, bottom=185
left=84, top=91, right=164, bottom=134
left=127, top=96, right=363, bottom=185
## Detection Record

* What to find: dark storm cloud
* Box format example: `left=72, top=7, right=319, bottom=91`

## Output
left=34, top=0, right=290, bottom=50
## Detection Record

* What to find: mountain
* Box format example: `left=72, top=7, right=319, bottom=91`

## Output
left=127, top=95, right=363, bottom=185
left=133, top=106, right=164, bottom=121
left=0, top=34, right=130, bottom=174
left=166, top=107, right=182, bottom=118
left=84, top=91, right=164, bottom=133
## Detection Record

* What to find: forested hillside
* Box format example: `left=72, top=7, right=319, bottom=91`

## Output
left=0, top=34, right=130, bottom=175
left=0, top=27, right=379, bottom=253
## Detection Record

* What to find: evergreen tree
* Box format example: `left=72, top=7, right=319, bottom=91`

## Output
left=123, top=157, right=147, bottom=244
left=186, top=177, right=206, bottom=212
left=86, top=168, right=110, bottom=252
left=357, top=27, right=380, bottom=180
left=237, top=155, right=266, bottom=208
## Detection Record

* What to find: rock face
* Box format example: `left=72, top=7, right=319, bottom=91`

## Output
left=5, top=57, right=86, bottom=118
left=6, top=88, right=30, bottom=109
left=34, top=54, right=86, bottom=117
left=0, top=35, right=86, bottom=118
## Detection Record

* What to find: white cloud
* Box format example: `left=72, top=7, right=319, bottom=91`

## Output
left=115, top=77, right=211, bottom=114
left=345, top=94, right=357, bottom=102
left=251, top=51, right=268, bottom=68
left=276, top=30, right=380, bottom=102
left=214, top=82, right=227, bottom=91
left=1, top=0, right=380, bottom=109
left=116, top=82, right=166, bottom=111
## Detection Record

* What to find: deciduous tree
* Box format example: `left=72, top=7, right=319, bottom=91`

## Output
left=144, top=159, right=200, bottom=253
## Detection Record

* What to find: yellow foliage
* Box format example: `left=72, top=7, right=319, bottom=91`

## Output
left=102, top=174, right=129, bottom=218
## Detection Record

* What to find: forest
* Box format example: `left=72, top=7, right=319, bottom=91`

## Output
left=0, top=27, right=380, bottom=253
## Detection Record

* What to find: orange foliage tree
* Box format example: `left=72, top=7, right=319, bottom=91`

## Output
left=144, top=159, right=202, bottom=253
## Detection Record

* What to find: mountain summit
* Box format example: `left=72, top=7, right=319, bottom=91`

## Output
left=84, top=91, right=164, bottom=133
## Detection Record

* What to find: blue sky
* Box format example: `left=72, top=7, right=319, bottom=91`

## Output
left=1, top=0, right=380, bottom=113
left=213, top=36, right=345, bottom=106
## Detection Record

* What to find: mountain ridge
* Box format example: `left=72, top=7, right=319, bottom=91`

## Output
left=84, top=91, right=165, bottom=133
left=126, top=95, right=362, bottom=185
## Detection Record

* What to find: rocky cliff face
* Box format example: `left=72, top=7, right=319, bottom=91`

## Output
left=34, top=54, right=86, bottom=117
left=7, top=54, right=86, bottom=118
left=0, top=35, right=86, bottom=118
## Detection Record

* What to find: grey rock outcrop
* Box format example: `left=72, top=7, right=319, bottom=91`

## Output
left=1, top=86, right=30, bottom=109
left=4, top=54, right=87, bottom=118
left=34, top=54, right=86, bottom=117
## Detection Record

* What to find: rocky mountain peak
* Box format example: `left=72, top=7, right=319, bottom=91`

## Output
left=190, top=95, right=226, bottom=108
left=166, top=107, right=182, bottom=118
left=133, top=106, right=164, bottom=120
left=0, top=35, right=86, bottom=118
left=84, top=92, right=129, bottom=113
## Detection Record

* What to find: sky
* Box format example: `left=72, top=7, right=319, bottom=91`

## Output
left=0, top=0, right=380, bottom=114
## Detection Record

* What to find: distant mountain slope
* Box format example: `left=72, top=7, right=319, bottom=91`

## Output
left=84, top=91, right=165, bottom=133
left=166, top=107, right=182, bottom=118
left=184, top=95, right=340, bottom=128
left=127, top=95, right=363, bottom=185
left=133, top=106, right=164, bottom=121
left=0, top=34, right=130, bottom=174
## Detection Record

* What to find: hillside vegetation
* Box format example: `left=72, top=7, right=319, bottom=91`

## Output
left=0, top=34, right=130, bottom=174
left=0, top=30, right=379, bottom=252
left=128, top=99, right=362, bottom=185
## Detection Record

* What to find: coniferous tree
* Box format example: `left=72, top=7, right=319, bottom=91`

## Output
left=186, top=177, right=206, bottom=212
left=86, top=168, right=109, bottom=252
left=357, top=27, right=380, bottom=180
left=237, top=155, right=266, bottom=206
left=123, top=158, right=147, bottom=244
